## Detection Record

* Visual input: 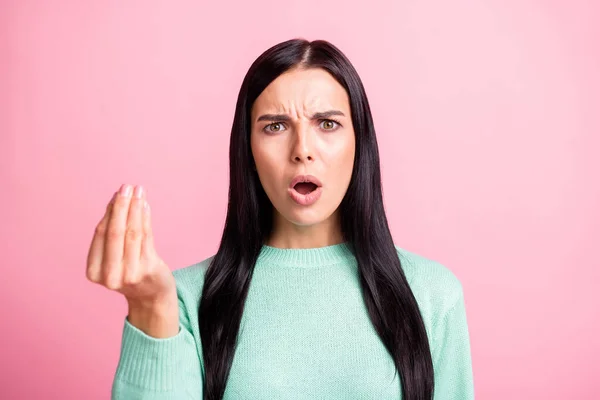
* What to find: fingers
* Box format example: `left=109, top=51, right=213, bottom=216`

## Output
left=122, top=185, right=146, bottom=285
left=86, top=192, right=117, bottom=283
left=103, top=184, right=134, bottom=289
left=87, top=184, right=155, bottom=292
left=140, top=195, right=154, bottom=261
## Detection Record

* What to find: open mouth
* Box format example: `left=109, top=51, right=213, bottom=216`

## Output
left=288, top=175, right=323, bottom=206
left=293, top=182, right=319, bottom=195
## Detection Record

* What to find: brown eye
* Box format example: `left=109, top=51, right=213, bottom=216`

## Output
left=267, top=122, right=284, bottom=132
left=320, top=120, right=339, bottom=130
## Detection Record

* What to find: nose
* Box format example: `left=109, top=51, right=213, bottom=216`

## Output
left=291, top=124, right=315, bottom=164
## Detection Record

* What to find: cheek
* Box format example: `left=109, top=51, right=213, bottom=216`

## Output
left=253, top=147, right=285, bottom=192
left=326, top=136, right=355, bottom=175
left=252, top=131, right=282, bottom=162
left=253, top=145, right=280, bottom=171
left=251, top=135, right=269, bottom=169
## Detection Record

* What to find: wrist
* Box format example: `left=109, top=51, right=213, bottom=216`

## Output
left=127, top=292, right=179, bottom=338
left=127, top=290, right=176, bottom=312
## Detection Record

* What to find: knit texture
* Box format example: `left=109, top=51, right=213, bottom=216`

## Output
left=112, top=244, right=474, bottom=399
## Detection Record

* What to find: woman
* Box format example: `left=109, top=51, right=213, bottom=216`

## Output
left=86, top=39, right=474, bottom=400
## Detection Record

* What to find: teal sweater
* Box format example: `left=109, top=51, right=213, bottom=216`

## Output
left=112, top=244, right=474, bottom=399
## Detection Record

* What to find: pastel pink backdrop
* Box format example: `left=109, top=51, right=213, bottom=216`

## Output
left=1, top=0, right=598, bottom=398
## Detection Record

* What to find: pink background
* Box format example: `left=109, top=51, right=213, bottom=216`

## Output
left=2, top=0, right=599, bottom=398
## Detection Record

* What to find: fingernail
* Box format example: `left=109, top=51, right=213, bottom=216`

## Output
left=120, top=184, right=132, bottom=197
left=134, top=185, right=144, bottom=199
left=144, top=201, right=150, bottom=212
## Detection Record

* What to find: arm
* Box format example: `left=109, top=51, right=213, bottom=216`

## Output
left=432, top=289, right=475, bottom=400
left=111, top=291, right=203, bottom=400
left=84, top=184, right=204, bottom=399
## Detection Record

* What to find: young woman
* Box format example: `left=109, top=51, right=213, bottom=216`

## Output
left=86, top=39, right=474, bottom=400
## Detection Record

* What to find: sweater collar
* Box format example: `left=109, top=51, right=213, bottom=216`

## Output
left=256, top=242, right=355, bottom=268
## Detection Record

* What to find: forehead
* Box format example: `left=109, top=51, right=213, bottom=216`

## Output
left=251, top=68, right=350, bottom=116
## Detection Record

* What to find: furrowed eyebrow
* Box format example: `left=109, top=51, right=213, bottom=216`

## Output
left=311, top=110, right=345, bottom=119
left=256, top=114, right=292, bottom=122
left=256, top=110, right=345, bottom=122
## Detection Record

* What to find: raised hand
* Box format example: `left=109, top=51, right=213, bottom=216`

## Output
left=86, top=184, right=179, bottom=338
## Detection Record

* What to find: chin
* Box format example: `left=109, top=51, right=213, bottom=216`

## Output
left=282, top=207, right=334, bottom=227
left=285, top=214, right=323, bottom=227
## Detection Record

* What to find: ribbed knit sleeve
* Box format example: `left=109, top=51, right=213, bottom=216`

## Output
left=111, top=293, right=203, bottom=399
left=432, top=288, right=475, bottom=400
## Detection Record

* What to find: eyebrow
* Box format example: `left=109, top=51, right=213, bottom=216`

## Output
left=256, top=110, right=346, bottom=122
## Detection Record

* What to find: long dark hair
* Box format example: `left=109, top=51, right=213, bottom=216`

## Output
left=199, top=39, right=434, bottom=400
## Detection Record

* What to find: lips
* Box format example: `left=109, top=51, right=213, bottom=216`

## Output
left=288, top=175, right=323, bottom=206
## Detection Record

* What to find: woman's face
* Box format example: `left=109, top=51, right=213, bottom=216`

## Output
left=250, top=67, right=356, bottom=234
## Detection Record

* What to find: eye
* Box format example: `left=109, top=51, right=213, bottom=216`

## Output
left=319, top=119, right=340, bottom=131
left=265, top=122, right=286, bottom=133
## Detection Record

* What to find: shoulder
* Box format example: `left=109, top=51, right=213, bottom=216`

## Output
left=171, top=254, right=214, bottom=310
left=394, top=245, right=465, bottom=318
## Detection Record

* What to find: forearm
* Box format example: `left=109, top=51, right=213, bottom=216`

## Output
left=112, top=316, right=203, bottom=400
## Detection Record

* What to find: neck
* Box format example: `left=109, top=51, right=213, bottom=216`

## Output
left=266, top=209, right=344, bottom=249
